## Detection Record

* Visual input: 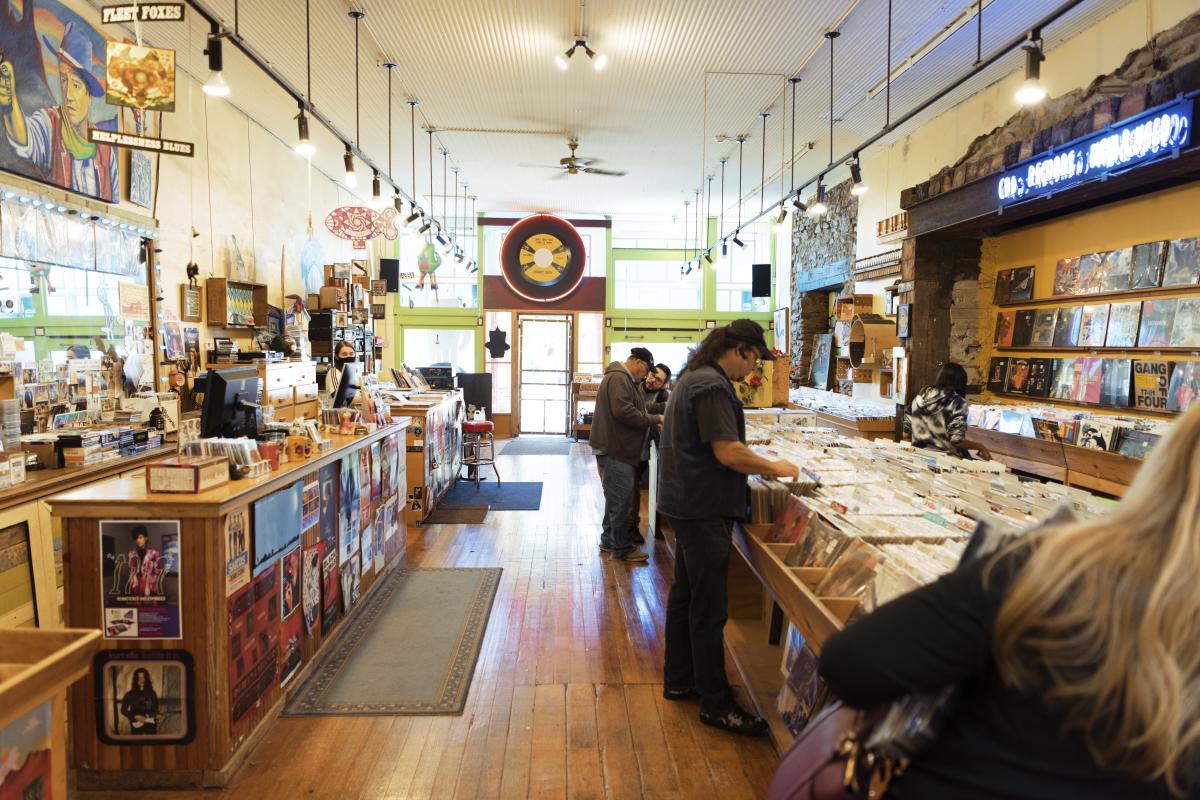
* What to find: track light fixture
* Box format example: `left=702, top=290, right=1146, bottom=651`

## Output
left=704, top=250, right=714, bottom=265
left=294, top=106, right=314, bottom=158
left=808, top=180, right=828, bottom=216
left=1015, top=31, right=1047, bottom=105
left=419, top=218, right=431, bottom=234
left=405, top=208, right=422, bottom=225
left=792, top=196, right=807, bottom=213
left=394, top=191, right=403, bottom=213
left=775, top=203, right=788, bottom=225
left=556, top=38, right=606, bottom=71
left=370, top=171, right=383, bottom=208
left=721, top=238, right=728, bottom=257
left=343, top=145, right=357, bottom=189
left=732, top=231, right=745, bottom=249
left=202, top=25, right=230, bottom=97
left=849, top=155, right=868, bottom=196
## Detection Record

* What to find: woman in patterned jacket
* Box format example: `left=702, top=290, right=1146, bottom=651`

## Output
left=905, top=363, right=991, bottom=459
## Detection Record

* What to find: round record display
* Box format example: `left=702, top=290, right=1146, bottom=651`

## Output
left=499, top=214, right=587, bottom=302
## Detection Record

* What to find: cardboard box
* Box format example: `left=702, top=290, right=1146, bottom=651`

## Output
left=145, top=455, right=230, bottom=493
left=318, top=286, right=345, bottom=309
left=22, top=441, right=60, bottom=470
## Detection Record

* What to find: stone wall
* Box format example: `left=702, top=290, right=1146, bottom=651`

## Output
left=789, top=180, right=858, bottom=385
left=901, top=9, right=1200, bottom=208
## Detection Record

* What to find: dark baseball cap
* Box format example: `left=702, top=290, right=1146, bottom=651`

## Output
left=726, top=319, right=775, bottom=360
left=628, top=347, right=655, bottom=368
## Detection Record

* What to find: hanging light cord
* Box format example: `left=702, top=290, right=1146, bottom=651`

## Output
left=353, top=13, right=361, bottom=146
left=305, top=0, right=311, bottom=101
left=719, top=159, right=726, bottom=242
left=705, top=175, right=713, bottom=252
left=428, top=130, right=435, bottom=225
left=736, top=138, right=744, bottom=229
left=886, top=0, right=892, bottom=128
left=789, top=78, right=798, bottom=192
left=828, top=32, right=836, bottom=166
left=410, top=101, right=418, bottom=206
left=760, top=113, right=768, bottom=212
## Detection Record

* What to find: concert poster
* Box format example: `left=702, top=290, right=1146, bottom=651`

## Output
left=99, top=520, right=181, bottom=640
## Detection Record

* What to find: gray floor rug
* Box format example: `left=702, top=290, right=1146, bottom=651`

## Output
left=500, top=436, right=572, bottom=456
left=283, top=567, right=501, bottom=715
left=441, top=481, right=542, bottom=510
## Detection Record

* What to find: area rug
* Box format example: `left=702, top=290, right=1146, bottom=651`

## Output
left=426, top=506, right=489, bottom=524
left=441, top=481, right=543, bottom=510
left=283, top=567, right=502, bottom=715
left=500, top=436, right=572, bottom=456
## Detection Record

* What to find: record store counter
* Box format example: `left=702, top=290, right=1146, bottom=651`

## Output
left=46, top=421, right=410, bottom=790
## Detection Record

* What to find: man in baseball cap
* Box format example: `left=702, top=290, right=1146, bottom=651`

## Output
left=591, top=346, right=661, bottom=562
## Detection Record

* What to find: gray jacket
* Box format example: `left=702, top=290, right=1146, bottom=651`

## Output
left=591, top=361, right=653, bottom=465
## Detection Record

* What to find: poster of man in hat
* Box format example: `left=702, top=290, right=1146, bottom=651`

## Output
left=0, top=2, right=119, bottom=202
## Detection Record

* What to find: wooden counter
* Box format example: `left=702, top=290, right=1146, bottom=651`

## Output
left=0, top=444, right=174, bottom=513
left=388, top=392, right=463, bottom=526
left=47, top=422, right=410, bottom=790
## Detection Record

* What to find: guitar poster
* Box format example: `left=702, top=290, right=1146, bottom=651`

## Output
left=99, top=520, right=182, bottom=640
left=93, top=649, right=195, bottom=746
left=229, top=565, right=279, bottom=738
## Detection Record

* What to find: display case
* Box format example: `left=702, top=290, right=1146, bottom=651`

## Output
left=569, top=374, right=600, bottom=441
left=46, top=422, right=409, bottom=789
left=389, top=392, right=464, bottom=526
left=206, top=278, right=268, bottom=329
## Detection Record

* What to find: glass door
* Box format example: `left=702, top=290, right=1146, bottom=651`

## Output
left=517, top=315, right=571, bottom=435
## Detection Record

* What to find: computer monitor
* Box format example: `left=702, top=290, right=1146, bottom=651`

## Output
left=333, top=363, right=361, bottom=409
left=200, top=367, right=261, bottom=438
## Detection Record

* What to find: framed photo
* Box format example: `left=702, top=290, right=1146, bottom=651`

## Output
left=772, top=307, right=790, bottom=354
left=181, top=285, right=203, bottom=323
left=128, top=151, right=153, bottom=208
left=94, top=649, right=195, bottom=745
left=896, top=304, right=912, bottom=339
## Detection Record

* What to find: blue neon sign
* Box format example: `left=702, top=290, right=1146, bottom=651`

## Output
left=996, top=97, right=1192, bottom=206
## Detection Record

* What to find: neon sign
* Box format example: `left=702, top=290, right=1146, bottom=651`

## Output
left=996, top=97, right=1192, bottom=206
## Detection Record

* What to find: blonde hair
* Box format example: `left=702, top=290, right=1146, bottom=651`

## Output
left=992, top=403, right=1200, bottom=796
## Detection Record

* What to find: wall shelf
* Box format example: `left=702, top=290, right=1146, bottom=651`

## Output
left=995, top=283, right=1200, bottom=309
left=206, top=277, right=268, bottom=328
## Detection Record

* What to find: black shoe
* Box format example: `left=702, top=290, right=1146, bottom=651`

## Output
left=599, top=544, right=615, bottom=553
left=662, top=687, right=700, bottom=701
left=699, top=705, right=768, bottom=736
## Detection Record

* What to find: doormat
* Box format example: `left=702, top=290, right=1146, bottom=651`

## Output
left=441, top=481, right=543, bottom=511
left=283, top=567, right=501, bottom=715
left=426, top=506, right=489, bottom=524
left=500, top=437, right=572, bottom=456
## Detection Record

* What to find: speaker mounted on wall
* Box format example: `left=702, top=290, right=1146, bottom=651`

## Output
left=751, top=263, right=772, bottom=298
left=379, top=258, right=400, bottom=293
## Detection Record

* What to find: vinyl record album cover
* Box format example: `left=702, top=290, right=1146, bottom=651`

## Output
left=1012, top=310, right=1036, bottom=347
left=1030, top=309, right=1058, bottom=347
left=1078, top=304, right=1111, bottom=348
left=1133, top=360, right=1172, bottom=412
left=1032, top=418, right=1062, bottom=441
left=1099, top=359, right=1132, bottom=407
left=1078, top=418, right=1117, bottom=451
left=1099, top=248, right=1134, bottom=292
left=1050, top=358, right=1076, bottom=400
left=813, top=540, right=887, bottom=600
left=994, top=310, right=1016, bottom=347
left=1070, top=358, right=1090, bottom=402
left=1005, top=359, right=1031, bottom=394
left=1053, top=306, right=1083, bottom=348
left=1168, top=362, right=1200, bottom=413
left=1138, top=299, right=1179, bottom=348
left=1080, top=357, right=1104, bottom=404
left=1105, top=302, right=1142, bottom=348
left=1026, top=358, right=1054, bottom=397
left=1169, top=298, right=1200, bottom=348
left=987, top=358, right=1009, bottom=393
left=1162, top=237, right=1200, bottom=287
left=1053, top=257, right=1080, bottom=296
left=1005, top=266, right=1035, bottom=303
left=1074, top=253, right=1105, bottom=294
left=1116, top=429, right=1161, bottom=459
left=993, top=270, right=1012, bottom=305
left=1130, top=241, right=1166, bottom=289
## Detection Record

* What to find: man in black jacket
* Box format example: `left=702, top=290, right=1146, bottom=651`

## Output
left=591, top=347, right=661, bottom=562
left=628, top=363, right=671, bottom=544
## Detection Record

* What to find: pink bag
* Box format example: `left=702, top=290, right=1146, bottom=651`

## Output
left=767, top=702, right=903, bottom=800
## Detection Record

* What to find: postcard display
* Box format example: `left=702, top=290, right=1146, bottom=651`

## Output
left=46, top=422, right=409, bottom=788
left=734, top=421, right=1114, bottom=744
left=984, top=236, right=1200, bottom=463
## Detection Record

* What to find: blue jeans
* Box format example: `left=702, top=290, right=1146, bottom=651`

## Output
left=663, top=515, right=735, bottom=714
left=595, top=454, right=636, bottom=557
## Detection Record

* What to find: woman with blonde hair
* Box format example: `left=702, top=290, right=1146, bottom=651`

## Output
left=815, top=403, right=1200, bottom=798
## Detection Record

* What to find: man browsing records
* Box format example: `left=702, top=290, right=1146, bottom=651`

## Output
left=591, top=346, right=662, bottom=562
left=658, top=319, right=799, bottom=736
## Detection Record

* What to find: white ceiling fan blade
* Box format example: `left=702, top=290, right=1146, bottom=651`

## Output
left=518, top=163, right=567, bottom=170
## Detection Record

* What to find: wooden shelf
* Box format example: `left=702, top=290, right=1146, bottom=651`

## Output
left=206, top=277, right=268, bottom=328
left=996, top=282, right=1200, bottom=309
left=967, top=425, right=1142, bottom=495
left=986, top=390, right=1178, bottom=419
left=994, top=346, right=1200, bottom=356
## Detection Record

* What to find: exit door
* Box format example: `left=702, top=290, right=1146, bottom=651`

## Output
left=517, top=316, right=571, bottom=435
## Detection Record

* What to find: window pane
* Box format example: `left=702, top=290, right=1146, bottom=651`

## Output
left=610, top=341, right=694, bottom=379
left=402, top=328, right=476, bottom=373
left=613, top=259, right=701, bottom=311
left=716, top=220, right=771, bottom=313
left=396, top=235, right=478, bottom=309
left=484, top=312, right=513, bottom=414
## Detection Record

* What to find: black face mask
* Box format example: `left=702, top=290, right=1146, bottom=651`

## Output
left=335, top=356, right=354, bottom=367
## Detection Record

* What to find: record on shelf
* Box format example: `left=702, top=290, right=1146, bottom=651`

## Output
left=1167, top=362, right=1200, bottom=413
left=1105, top=302, right=1142, bottom=348
left=1053, top=305, right=1083, bottom=348
left=994, top=311, right=1016, bottom=347
left=1030, top=309, right=1058, bottom=347
left=1138, top=299, right=1179, bottom=348
left=1011, top=310, right=1036, bottom=347
left=1169, top=298, right=1200, bottom=348
left=1078, top=304, right=1110, bottom=348
left=1162, top=237, right=1200, bottom=287
left=1099, top=359, right=1132, bottom=407
left=1099, top=248, right=1134, bottom=293
left=1130, top=241, right=1166, bottom=289
left=1133, top=360, right=1172, bottom=412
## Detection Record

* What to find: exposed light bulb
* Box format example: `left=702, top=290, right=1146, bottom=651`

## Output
left=1015, top=78, right=1047, bottom=105
left=343, top=148, right=357, bottom=189
left=593, top=52, right=608, bottom=71
left=555, top=52, right=569, bottom=70
left=294, top=110, right=314, bottom=158
left=807, top=201, right=828, bottom=216
left=202, top=71, right=230, bottom=97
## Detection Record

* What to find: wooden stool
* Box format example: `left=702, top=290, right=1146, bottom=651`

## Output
left=461, top=420, right=500, bottom=488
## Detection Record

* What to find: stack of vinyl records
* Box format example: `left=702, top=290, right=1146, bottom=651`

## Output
left=0, top=399, right=20, bottom=453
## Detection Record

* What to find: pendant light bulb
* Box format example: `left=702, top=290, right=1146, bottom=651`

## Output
left=1016, top=37, right=1047, bottom=105
left=343, top=147, right=357, bottom=189
left=555, top=51, right=570, bottom=70
left=294, top=109, right=315, bottom=158
left=849, top=157, right=868, bottom=196
left=808, top=181, right=828, bottom=216
left=203, top=71, right=230, bottom=97
left=369, top=171, right=384, bottom=209
left=393, top=192, right=403, bottom=213
left=593, top=52, right=608, bottom=71
left=202, top=30, right=230, bottom=97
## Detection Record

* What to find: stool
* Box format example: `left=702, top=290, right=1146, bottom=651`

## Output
left=461, top=420, right=500, bottom=488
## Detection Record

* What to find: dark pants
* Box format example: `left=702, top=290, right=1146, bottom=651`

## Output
left=628, top=459, right=648, bottom=535
left=663, top=515, right=735, bottom=714
left=595, top=454, right=636, bottom=557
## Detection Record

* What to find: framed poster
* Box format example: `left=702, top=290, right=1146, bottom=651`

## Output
left=128, top=150, right=153, bottom=208
left=181, top=285, right=203, bottom=322
left=772, top=307, right=790, bottom=354
left=100, top=520, right=181, bottom=639
left=94, top=649, right=195, bottom=745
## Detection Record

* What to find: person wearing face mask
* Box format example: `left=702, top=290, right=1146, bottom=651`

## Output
left=658, top=320, right=800, bottom=736
left=325, top=341, right=358, bottom=404
left=628, top=362, right=672, bottom=544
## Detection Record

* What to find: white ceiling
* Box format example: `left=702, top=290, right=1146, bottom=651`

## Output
left=124, top=0, right=1132, bottom=220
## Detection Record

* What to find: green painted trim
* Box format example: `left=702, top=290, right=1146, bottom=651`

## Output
left=611, top=248, right=690, bottom=260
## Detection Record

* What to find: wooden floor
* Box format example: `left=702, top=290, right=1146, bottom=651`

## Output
left=78, top=441, right=779, bottom=799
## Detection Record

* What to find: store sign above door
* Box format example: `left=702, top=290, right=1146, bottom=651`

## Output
left=996, top=97, right=1192, bottom=207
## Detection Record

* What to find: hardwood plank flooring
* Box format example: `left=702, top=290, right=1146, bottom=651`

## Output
left=77, top=442, right=779, bottom=799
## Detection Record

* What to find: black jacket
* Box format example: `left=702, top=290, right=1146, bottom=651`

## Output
left=591, top=362, right=653, bottom=466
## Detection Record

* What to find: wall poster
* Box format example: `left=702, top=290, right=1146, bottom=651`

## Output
left=100, top=519, right=181, bottom=639
left=338, top=452, right=360, bottom=565
left=93, top=649, right=195, bottom=745
left=224, top=508, right=250, bottom=596
left=301, top=544, right=320, bottom=636
left=228, top=564, right=278, bottom=738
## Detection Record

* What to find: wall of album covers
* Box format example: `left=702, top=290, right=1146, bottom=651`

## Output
left=977, top=180, right=1200, bottom=426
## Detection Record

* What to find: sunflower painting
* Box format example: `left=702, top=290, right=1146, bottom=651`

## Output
left=105, top=42, right=175, bottom=112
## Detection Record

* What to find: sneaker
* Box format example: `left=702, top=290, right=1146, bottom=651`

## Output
left=599, top=544, right=615, bottom=553
left=699, top=705, right=768, bottom=736
left=662, top=687, right=700, bottom=701
left=610, top=550, right=649, bottom=562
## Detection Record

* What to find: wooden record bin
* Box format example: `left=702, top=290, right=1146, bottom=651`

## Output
left=46, top=423, right=409, bottom=790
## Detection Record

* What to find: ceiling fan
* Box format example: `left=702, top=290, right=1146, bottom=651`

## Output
left=520, top=139, right=627, bottom=178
